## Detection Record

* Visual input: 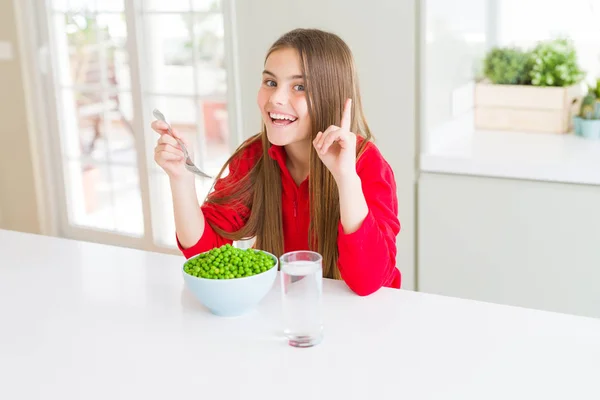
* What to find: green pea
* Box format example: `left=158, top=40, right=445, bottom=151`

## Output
left=184, top=244, right=274, bottom=280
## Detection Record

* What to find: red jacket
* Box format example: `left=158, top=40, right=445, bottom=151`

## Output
left=177, top=138, right=401, bottom=295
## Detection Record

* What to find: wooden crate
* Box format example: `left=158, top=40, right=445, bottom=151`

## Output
left=474, top=82, right=583, bottom=134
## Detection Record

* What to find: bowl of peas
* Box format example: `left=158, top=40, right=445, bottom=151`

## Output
left=182, top=244, right=278, bottom=317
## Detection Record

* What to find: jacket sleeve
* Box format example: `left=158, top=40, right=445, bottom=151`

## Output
left=336, top=144, right=401, bottom=295
left=176, top=146, right=257, bottom=259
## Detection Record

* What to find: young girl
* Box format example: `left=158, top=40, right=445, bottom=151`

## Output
left=152, top=28, right=401, bottom=295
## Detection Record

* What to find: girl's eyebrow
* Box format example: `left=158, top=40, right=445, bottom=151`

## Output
left=262, top=70, right=304, bottom=80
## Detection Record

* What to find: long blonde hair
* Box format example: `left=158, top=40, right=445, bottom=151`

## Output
left=205, top=29, right=372, bottom=279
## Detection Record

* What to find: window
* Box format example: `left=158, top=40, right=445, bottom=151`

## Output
left=422, top=0, right=600, bottom=148
left=36, top=0, right=239, bottom=250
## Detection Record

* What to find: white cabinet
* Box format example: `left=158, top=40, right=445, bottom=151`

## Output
left=418, top=172, right=600, bottom=318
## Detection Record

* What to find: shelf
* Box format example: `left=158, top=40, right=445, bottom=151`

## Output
left=420, top=114, right=600, bottom=186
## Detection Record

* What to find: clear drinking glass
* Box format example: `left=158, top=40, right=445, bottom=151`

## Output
left=280, top=251, right=323, bottom=347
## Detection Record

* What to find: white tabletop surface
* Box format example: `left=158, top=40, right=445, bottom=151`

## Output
left=1, top=229, right=599, bottom=400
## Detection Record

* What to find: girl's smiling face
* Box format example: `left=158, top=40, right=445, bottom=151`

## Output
left=257, top=47, right=312, bottom=147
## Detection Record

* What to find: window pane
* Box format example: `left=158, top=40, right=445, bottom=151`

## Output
left=53, top=12, right=129, bottom=89
left=69, top=0, right=98, bottom=12
left=143, top=0, right=221, bottom=12
left=52, top=0, right=97, bottom=13
left=423, top=0, right=487, bottom=135
left=98, top=0, right=124, bottom=12
left=108, top=165, right=144, bottom=236
left=142, top=14, right=195, bottom=95
left=149, top=171, right=177, bottom=247
left=58, top=89, right=107, bottom=162
left=63, top=161, right=144, bottom=236
left=59, top=89, right=137, bottom=164
left=104, top=91, right=136, bottom=164
left=193, top=13, right=227, bottom=97
left=193, top=0, right=221, bottom=12
left=143, top=0, right=191, bottom=12
left=54, top=12, right=100, bottom=87
left=50, top=0, right=69, bottom=11
left=97, top=13, right=130, bottom=90
left=200, top=99, right=230, bottom=176
left=64, top=161, right=115, bottom=231
left=498, top=0, right=600, bottom=83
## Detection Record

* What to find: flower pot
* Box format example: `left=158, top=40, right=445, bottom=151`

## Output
left=573, top=117, right=600, bottom=140
left=474, top=81, right=584, bottom=133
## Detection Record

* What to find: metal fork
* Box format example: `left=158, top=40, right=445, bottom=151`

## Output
left=152, top=109, right=212, bottom=179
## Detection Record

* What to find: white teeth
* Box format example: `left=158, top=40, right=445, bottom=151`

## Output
left=269, top=112, right=297, bottom=121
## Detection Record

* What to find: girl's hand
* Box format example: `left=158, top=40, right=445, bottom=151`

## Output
left=313, top=99, right=358, bottom=183
left=151, top=120, right=191, bottom=182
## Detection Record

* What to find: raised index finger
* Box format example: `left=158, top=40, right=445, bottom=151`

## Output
left=340, top=98, right=352, bottom=131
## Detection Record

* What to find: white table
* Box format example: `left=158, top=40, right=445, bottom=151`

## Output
left=1, top=229, right=599, bottom=399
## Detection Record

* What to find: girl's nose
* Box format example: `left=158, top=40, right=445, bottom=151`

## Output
left=271, top=87, right=288, bottom=106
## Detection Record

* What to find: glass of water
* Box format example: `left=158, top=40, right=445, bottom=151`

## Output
left=280, top=251, right=323, bottom=347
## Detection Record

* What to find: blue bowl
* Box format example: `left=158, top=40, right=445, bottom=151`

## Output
left=182, top=250, right=278, bottom=317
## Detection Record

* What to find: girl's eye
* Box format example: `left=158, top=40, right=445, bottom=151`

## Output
left=294, top=84, right=305, bottom=91
left=264, top=80, right=276, bottom=87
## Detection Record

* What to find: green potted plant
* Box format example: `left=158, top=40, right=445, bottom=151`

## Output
left=475, top=38, right=585, bottom=134
left=574, top=78, right=600, bottom=139
left=482, top=47, right=533, bottom=85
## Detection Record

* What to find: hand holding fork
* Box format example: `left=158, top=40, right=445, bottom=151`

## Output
left=151, top=109, right=212, bottom=180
